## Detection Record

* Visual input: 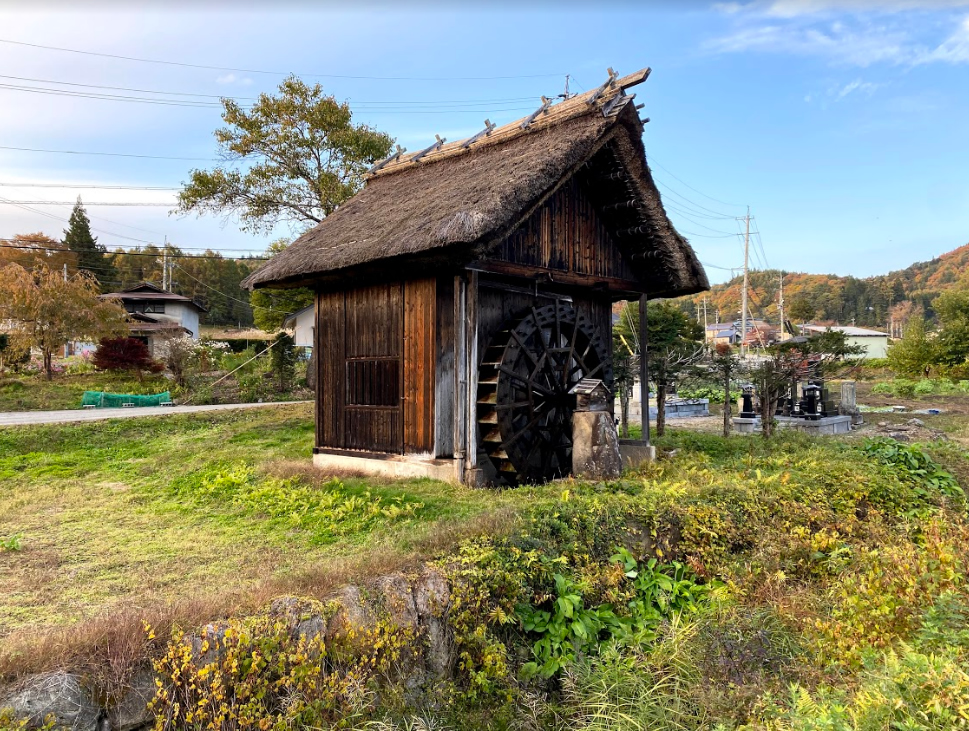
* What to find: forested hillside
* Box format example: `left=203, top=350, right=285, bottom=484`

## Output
left=681, top=242, right=969, bottom=329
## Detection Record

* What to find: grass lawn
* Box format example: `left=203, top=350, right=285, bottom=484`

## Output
left=0, top=403, right=557, bottom=653
left=0, top=373, right=174, bottom=412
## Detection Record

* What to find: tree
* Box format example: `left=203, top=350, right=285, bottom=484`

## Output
left=0, top=263, right=128, bottom=379
left=887, top=316, right=936, bottom=378
left=707, top=343, right=740, bottom=437
left=63, top=198, right=118, bottom=291
left=788, top=295, right=816, bottom=326
left=0, top=232, right=76, bottom=272
left=249, top=240, right=313, bottom=331
left=93, top=337, right=163, bottom=380
left=932, top=290, right=969, bottom=371
left=270, top=331, right=297, bottom=392
left=750, top=330, right=864, bottom=438
left=615, top=301, right=703, bottom=437
left=177, top=76, right=394, bottom=234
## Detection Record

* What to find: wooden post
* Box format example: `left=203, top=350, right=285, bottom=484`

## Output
left=639, top=294, right=650, bottom=447
left=454, top=275, right=467, bottom=466
left=465, top=271, right=479, bottom=480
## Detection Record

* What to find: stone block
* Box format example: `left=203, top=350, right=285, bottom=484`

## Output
left=572, top=411, right=622, bottom=480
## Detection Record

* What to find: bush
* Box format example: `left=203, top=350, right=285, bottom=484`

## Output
left=677, top=385, right=740, bottom=404
left=92, top=337, right=163, bottom=376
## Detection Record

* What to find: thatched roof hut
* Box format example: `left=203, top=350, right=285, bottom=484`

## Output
left=243, top=68, right=707, bottom=297
left=244, top=67, right=709, bottom=487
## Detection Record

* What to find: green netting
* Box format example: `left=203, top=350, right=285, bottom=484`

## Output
left=81, top=391, right=172, bottom=408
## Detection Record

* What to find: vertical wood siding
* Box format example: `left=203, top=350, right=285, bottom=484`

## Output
left=403, top=278, right=436, bottom=453
left=434, top=276, right=455, bottom=458
left=496, top=177, right=637, bottom=280
left=316, top=290, right=346, bottom=448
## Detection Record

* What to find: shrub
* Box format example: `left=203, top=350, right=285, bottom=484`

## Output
left=92, top=337, right=162, bottom=377
left=151, top=612, right=417, bottom=730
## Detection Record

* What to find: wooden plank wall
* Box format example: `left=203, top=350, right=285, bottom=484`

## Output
left=495, top=177, right=638, bottom=281
left=403, top=278, right=436, bottom=453
left=434, top=276, right=455, bottom=458
left=316, top=290, right=345, bottom=449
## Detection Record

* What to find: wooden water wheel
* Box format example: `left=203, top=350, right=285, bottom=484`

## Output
left=477, top=302, right=612, bottom=485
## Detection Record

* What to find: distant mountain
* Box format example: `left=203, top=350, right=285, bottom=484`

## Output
left=679, top=243, right=969, bottom=330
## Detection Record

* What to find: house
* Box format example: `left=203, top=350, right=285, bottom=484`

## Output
left=243, top=67, right=709, bottom=486
left=802, top=324, right=889, bottom=358
left=101, top=283, right=206, bottom=355
left=282, top=304, right=314, bottom=348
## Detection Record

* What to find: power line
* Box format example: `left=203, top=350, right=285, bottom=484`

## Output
left=655, top=179, right=739, bottom=219
left=0, top=145, right=212, bottom=161
left=172, top=261, right=271, bottom=311
left=0, top=182, right=179, bottom=191
left=678, top=229, right=740, bottom=239
left=0, top=240, right=268, bottom=260
left=0, top=82, right=539, bottom=114
left=0, top=38, right=565, bottom=81
left=647, top=154, right=746, bottom=208
left=0, top=200, right=172, bottom=206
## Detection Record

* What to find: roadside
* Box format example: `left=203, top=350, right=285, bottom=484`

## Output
left=0, top=400, right=311, bottom=427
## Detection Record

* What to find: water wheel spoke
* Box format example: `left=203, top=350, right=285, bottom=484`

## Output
left=479, top=302, right=610, bottom=486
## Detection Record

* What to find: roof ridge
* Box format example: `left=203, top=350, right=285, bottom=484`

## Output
left=367, top=67, right=650, bottom=180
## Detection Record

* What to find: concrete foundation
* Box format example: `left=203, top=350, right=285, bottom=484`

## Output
left=618, top=440, right=657, bottom=469
left=647, top=398, right=710, bottom=418
left=313, top=451, right=462, bottom=483
left=732, top=415, right=852, bottom=435
left=775, top=415, right=852, bottom=434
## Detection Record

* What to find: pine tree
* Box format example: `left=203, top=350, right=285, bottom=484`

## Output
left=63, top=197, right=118, bottom=291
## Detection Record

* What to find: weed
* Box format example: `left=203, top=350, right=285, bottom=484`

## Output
left=0, top=534, right=22, bottom=552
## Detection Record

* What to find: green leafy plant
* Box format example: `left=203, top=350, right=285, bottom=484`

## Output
left=0, top=533, right=23, bottom=552
left=862, top=438, right=964, bottom=503
left=517, top=573, right=621, bottom=679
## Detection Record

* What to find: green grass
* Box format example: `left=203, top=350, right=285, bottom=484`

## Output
left=0, top=403, right=556, bottom=640
left=0, top=372, right=172, bottom=411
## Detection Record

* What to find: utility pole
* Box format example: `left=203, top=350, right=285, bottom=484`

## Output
left=63, top=263, right=67, bottom=282
left=162, top=250, right=167, bottom=290
left=703, top=297, right=708, bottom=332
left=740, top=207, right=750, bottom=358
left=778, top=274, right=785, bottom=341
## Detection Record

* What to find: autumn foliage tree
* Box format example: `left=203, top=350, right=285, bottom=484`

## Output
left=0, top=263, right=128, bottom=379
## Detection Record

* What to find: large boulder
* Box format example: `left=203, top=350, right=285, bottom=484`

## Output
left=1, top=671, right=101, bottom=731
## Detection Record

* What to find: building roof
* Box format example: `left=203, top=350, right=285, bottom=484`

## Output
left=127, top=312, right=191, bottom=335
left=102, top=282, right=207, bottom=312
left=803, top=325, right=887, bottom=337
left=282, top=304, right=314, bottom=329
left=242, top=67, right=709, bottom=299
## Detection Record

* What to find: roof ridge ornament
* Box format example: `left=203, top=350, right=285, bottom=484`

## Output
left=588, top=67, right=619, bottom=106
left=520, top=96, right=553, bottom=130
left=411, top=134, right=447, bottom=164
left=368, top=144, right=407, bottom=176
left=462, top=119, right=497, bottom=149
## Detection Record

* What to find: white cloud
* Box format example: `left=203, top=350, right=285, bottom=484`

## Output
left=216, top=74, right=253, bottom=85
left=914, top=14, right=969, bottom=63
left=705, top=21, right=911, bottom=66
left=706, top=11, right=969, bottom=67
left=836, top=78, right=881, bottom=97
left=765, top=0, right=969, bottom=17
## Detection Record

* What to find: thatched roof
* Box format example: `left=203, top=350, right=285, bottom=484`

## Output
left=243, top=68, right=708, bottom=298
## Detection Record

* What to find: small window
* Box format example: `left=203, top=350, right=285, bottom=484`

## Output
left=346, top=359, right=399, bottom=406
left=144, top=302, right=166, bottom=314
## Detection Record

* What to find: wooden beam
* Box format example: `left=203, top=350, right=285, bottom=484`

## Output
left=639, top=294, right=650, bottom=448
left=461, top=119, right=496, bottom=149
left=465, top=270, right=479, bottom=479
left=453, top=275, right=467, bottom=465
left=468, top=260, right=648, bottom=296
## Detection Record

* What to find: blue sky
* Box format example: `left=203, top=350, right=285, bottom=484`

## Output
left=0, top=1, right=967, bottom=285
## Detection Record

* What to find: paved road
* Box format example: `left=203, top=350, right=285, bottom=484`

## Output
left=0, top=401, right=312, bottom=427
